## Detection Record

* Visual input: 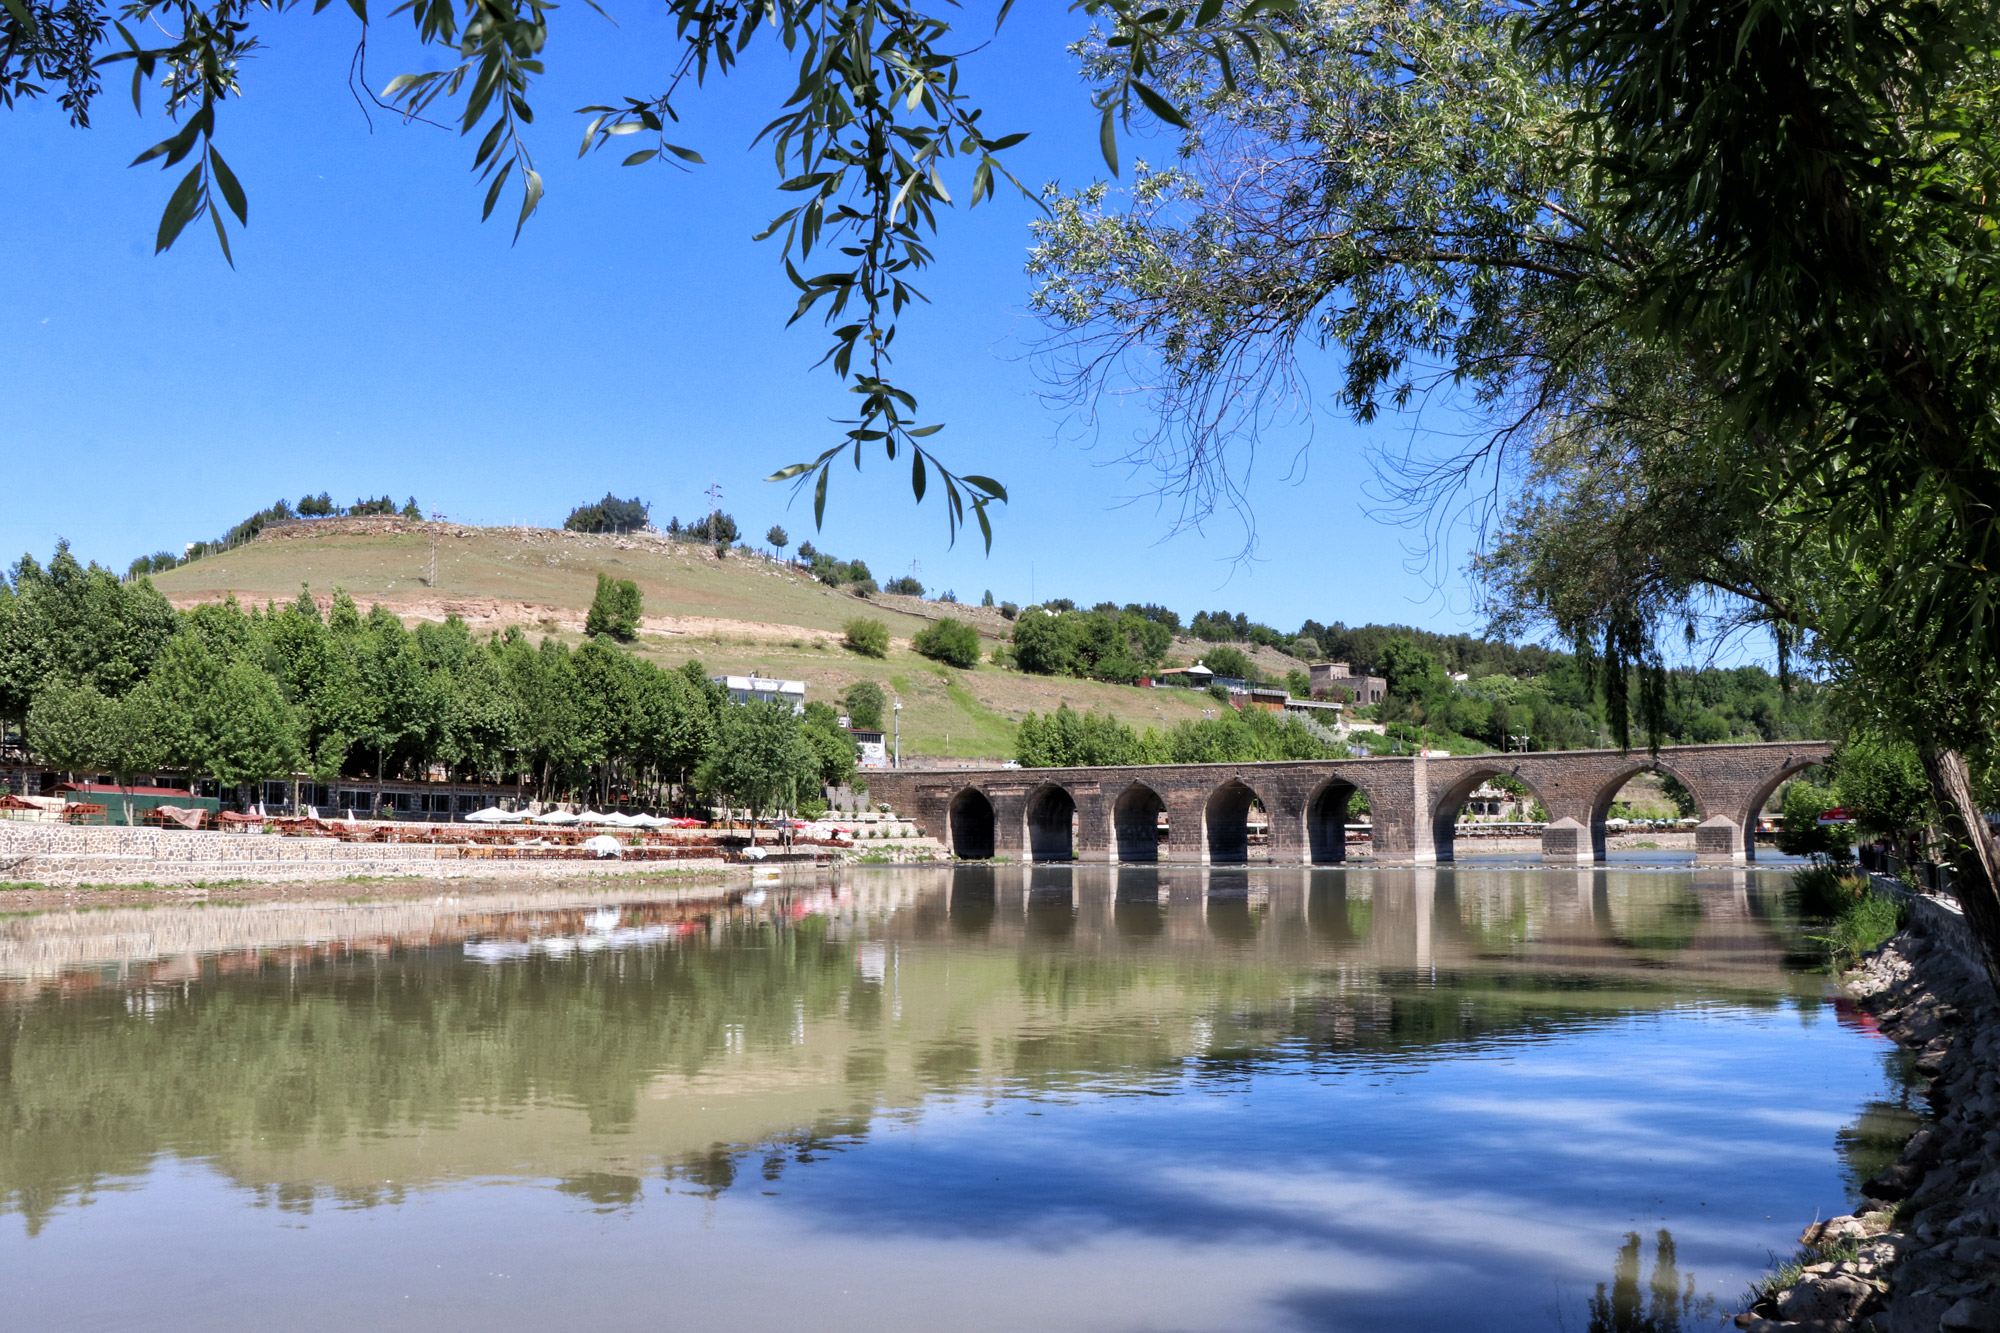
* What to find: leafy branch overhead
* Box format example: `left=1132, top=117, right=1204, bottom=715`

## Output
left=3, top=0, right=1295, bottom=545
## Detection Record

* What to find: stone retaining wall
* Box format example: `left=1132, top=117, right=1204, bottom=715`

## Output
left=0, top=823, right=730, bottom=886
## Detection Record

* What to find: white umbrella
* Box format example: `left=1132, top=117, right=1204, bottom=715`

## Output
left=532, top=810, right=581, bottom=826
left=628, top=814, right=669, bottom=829
left=465, top=807, right=526, bottom=824
left=577, top=809, right=615, bottom=824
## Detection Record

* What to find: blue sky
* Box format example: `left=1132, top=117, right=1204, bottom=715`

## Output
left=2, top=5, right=1496, bottom=638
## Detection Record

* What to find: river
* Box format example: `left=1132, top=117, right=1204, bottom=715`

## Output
left=0, top=860, right=1914, bottom=1331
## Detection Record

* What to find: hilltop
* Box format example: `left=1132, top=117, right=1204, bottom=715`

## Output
left=148, top=517, right=1247, bottom=761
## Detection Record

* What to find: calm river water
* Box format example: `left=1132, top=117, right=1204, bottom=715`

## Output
left=0, top=861, right=1913, bottom=1332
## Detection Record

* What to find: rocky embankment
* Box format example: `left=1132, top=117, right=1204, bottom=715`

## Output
left=1737, top=901, right=2000, bottom=1333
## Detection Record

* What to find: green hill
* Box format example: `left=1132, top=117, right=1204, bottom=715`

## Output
left=148, top=517, right=1224, bottom=761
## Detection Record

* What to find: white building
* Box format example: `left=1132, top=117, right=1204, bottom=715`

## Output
left=712, top=675, right=807, bottom=714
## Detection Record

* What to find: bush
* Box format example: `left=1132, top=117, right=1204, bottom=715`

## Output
left=850, top=578, right=878, bottom=597
left=843, top=617, right=889, bottom=658
left=1818, top=891, right=1905, bottom=966
left=913, top=617, right=981, bottom=668
left=1792, top=862, right=1870, bottom=917
left=885, top=575, right=925, bottom=596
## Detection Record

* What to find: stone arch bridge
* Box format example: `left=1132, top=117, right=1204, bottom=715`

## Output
left=865, top=741, right=1832, bottom=865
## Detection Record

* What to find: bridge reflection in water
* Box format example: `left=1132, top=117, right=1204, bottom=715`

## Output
left=0, top=862, right=1874, bottom=1333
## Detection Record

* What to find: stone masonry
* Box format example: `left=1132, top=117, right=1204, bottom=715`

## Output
left=865, top=740, right=1833, bottom=866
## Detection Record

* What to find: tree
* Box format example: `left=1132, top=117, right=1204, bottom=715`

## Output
left=912, top=617, right=980, bottom=669
left=842, top=680, right=887, bottom=731
left=585, top=573, right=643, bottom=641
left=0, top=543, right=178, bottom=724
left=297, top=493, right=336, bottom=517
left=1200, top=645, right=1255, bottom=683
left=766, top=526, right=789, bottom=553
left=800, top=701, right=860, bottom=789
left=843, top=618, right=889, bottom=659
left=697, top=699, right=816, bottom=843
left=206, top=661, right=303, bottom=806
left=565, top=495, right=650, bottom=535
left=1774, top=776, right=1852, bottom=864
left=885, top=576, right=925, bottom=596
left=25, top=678, right=110, bottom=780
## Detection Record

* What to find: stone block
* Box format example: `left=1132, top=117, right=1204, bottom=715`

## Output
left=1541, top=817, right=1591, bottom=864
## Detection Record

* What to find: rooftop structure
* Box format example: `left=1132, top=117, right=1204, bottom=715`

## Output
left=712, top=675, right=807, bottom=714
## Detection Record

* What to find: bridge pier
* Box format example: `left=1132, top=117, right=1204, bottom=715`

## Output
left=872, top=741, right=1831, bottom=869
left=1696, top=815, right=1747, bottom=863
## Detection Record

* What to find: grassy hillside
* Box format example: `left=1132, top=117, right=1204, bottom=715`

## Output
left=149, top=518, right=1223, bottom=760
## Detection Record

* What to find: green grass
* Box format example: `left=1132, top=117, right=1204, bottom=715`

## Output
left=1820, top=893, right=1906, bottom=966
left=1750, top=1237, right=1860, bottom=1306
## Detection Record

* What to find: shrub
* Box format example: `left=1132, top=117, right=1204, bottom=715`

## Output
left=1818, top=891, right=1905, bottom=966
left=843, top=617, right=889, bottom=658
left=999, top=601, right=1018, bottom=620
left=885, top=575, right=924, bottom=596
left=1792, top=862, right=1870, bottom=917
left=850, top=578, right=878, bottom=597
left=913, top=617, right=981, bottom=668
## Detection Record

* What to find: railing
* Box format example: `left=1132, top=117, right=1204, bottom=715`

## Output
left=1856, top=843, right=1958, bottom=897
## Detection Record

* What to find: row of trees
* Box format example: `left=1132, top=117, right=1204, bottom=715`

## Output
left=3, top=546, right=855, bottom=816
left=1015, top=702, right=1344, bottom=768
left=124, top=494, right=421, bottom=580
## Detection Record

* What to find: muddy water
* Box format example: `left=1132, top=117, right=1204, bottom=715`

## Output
left=0, top=862, right=1904, bottom=1332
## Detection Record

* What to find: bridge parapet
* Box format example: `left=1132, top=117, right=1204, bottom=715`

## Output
left=865, top=740, right=1833, bottom=866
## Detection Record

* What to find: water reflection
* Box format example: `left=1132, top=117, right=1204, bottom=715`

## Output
left=0, top=865, right=1889, bottom=1332
left=1588, top=1230, right=1716, bottom=1333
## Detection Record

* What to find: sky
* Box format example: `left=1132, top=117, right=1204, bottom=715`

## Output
left=2, top=5, right=1500, bottom=639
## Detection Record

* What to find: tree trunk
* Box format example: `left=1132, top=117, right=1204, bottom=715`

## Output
left=1918, top=744, right=2000, bottom=994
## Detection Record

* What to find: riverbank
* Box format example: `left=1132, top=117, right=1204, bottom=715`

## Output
left=1737, top=884, right=1999, bottom=1333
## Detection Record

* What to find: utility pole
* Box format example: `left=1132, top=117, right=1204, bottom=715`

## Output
left=425, top=511, right=446, bottom=587
left=892, top=693, right=903, bottom=768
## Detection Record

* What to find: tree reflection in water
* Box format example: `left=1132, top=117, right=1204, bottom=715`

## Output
left=1586, top=1230, right=1715, bottom=1333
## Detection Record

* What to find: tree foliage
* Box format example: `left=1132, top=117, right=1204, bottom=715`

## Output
left=911, top=616, right=980, bottom=668
left=564, top=495, right=651, bottom=535
left=585, top=572, right=644, bottom=641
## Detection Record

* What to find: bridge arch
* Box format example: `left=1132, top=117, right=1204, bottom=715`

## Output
left=1429, top=765, right=1552, bottom=862
left=947, top=787, right=996, bottom=860
left=1305, top=774, right=1376, bottom=864
left=1583, top=758, right=1705, bottom=858
left=1736, top=753, right=1832, bottom=861
left=1024, top=782, right=1078, bottom=862
left=1111, top=781, right=1168, bottom=863
left=1205, top=777, right=1271, bottom=864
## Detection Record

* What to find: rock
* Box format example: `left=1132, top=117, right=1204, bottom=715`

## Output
left=1869, top=1162, right=1924, bottom=1200
left=1806, top=1218, right=1872, bottom=1247
left=1952, top=1237, right=2000, bottom=1266
left=1941, top=1299, right=2000, bottom=1332
left=1778, top=1275, right=1874, bottom=1323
